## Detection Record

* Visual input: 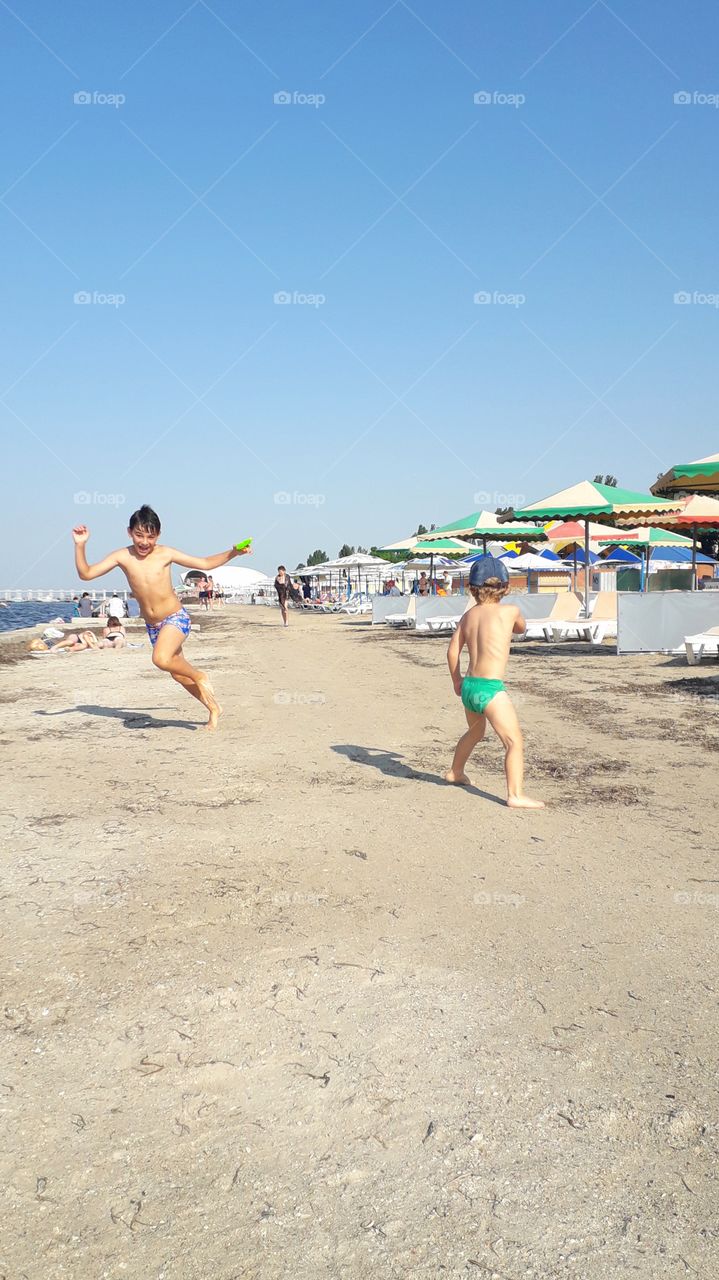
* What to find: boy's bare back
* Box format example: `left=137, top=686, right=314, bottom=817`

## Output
left=458, top=601, right=523, bottom=681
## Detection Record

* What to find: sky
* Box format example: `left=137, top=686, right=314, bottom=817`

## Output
left=2, top=0, right=718, bottom=587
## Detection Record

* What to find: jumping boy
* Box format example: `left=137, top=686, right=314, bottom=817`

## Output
left=445, top=556, right=544, bottom=809
left=72, top=504, right=250, bottom=729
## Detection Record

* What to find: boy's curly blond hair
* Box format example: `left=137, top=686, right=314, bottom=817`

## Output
left=470, top=578, right=510, bottom=605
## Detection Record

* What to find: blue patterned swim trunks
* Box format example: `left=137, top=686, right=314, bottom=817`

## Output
left=146, top=607, right=192, bottom=647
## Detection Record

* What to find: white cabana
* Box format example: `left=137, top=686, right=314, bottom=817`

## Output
left=179, top=565, right=269, bottom=595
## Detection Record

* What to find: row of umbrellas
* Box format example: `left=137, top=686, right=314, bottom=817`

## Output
left=380, top=465, right=719, bottom=612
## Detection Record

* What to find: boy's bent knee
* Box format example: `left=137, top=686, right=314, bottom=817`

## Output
left=152, top=650, right=171, bottom=671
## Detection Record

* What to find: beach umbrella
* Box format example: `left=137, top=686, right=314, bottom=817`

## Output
left=597, top=527, right=693, bottom=591
left=637, top=493, right=719, bottom=588
left=426, top=510, right=547, bottom=553
left=652, top=451, right=719, bottom=497
left=545, top=519, right=628, bottom=547
left=389, top=538, right=476, bottom=594
left=505, top=481, right=681, bottom=613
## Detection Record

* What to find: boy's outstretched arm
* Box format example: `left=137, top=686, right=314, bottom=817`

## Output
left=168, top=545, right=251, bottom=572
left=73, top=526, right=121, bottom=581
left=447, top=623, right=465, bottom=696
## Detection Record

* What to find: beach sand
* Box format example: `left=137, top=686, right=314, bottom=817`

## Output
left=2, top=606, right=717, bottom=1279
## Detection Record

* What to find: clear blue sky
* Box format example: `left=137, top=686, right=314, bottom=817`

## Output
left=3, top=0, right=718, bottom=586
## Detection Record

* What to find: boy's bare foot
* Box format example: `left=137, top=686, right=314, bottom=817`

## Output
left=507, top=794, right=545, bottom=809
left=196, top=675, right=222, bottom=730
left=445, top=769, right=471, bottom=785
left=205, top=699, right=223, bottom=731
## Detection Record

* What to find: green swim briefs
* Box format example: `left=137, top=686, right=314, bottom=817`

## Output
left=461, top=676, right=505, bottom=715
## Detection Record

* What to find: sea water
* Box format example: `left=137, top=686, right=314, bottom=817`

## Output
left=0, top=601, right=76, bottom=634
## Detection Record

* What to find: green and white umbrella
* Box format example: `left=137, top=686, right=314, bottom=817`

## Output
left=652, top=451, right=719, bottom=497
left=505, top=481, right=681, bottom=613
left=424, top=510, right=546, bottom=553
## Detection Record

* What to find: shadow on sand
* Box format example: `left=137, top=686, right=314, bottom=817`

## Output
left=332, top=743, right=505, bottom=806
left=35, top=705, right=199, bottom=731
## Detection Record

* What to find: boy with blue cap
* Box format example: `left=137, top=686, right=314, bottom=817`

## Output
left=445, top=556, right=544, bottom=808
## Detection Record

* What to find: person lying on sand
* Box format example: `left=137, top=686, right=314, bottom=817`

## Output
left=445, top=556, right=544, bottom=810
left=72, top=504, right=251, bottom=730
left=100, top=616, right=126, bottom=649
left=48, top=630, right=100, bottom=653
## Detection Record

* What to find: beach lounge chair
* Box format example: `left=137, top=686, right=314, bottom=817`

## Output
left=521, top=592, right=584, bottom=640
left=684, top=626, right=719, bottom=664
left=423, top=614, right=462, bottom=634
left=549, top=592, right=618, bottom=643
left=386, top=597, right=417, bottom=629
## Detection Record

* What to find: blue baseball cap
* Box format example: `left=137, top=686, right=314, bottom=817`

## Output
left=468, top=555, right=509, bottom=587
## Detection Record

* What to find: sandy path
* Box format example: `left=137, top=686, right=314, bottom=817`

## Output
left=2, top=606, right=717, bottom=1279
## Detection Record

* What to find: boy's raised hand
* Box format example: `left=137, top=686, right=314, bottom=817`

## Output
left=72, top=526, right=90, bottom=545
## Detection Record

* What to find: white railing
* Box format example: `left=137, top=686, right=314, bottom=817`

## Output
left=0, top=589, right=129, bottom=602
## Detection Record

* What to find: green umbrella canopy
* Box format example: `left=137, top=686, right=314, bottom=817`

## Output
left=597, top=527, right=693, bottom=548
left=410, top=538, right=478, bottom=555
left=652, top=452, right=719, bottom=497
left=427, top=510, right=546, bottom=541
left=506, top=480, right=680, bottom=523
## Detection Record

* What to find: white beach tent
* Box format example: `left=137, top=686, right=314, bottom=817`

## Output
left=180, top=565, right=269, bottom=596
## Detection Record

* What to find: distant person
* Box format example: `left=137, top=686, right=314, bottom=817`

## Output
left=78, top=592, right=93, bottom=618
left=274, top=565, right=291, bottom=626
left=198, top=576, right=209, bottom=609
left=442, top=571, right=453, bottom=594
left=71, top=597, right=80, bottom=618
left=302, top=579, right=311, bottom=600
left=108, top=594, right=126, bottom=618
left=101, top=616, right=126, bottom=649
left=49, top=630, right=99, bottom=653
left=418, top=572, right=430, bottom=597
left=445, top=557, right=544, bottom=809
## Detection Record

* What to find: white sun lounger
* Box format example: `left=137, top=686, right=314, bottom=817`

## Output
left=684, top=626, right=719, bottom=664
left=549, top=592, right=617, bottom=644
left=423, top=614, right=462, bottom=634
left=521, top=592, right=584, bottom=640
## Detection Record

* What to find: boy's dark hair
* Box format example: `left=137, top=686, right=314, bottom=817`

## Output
left=129, top=504, right=161, bottom=534
left=278, top=564, right=286, bottom=571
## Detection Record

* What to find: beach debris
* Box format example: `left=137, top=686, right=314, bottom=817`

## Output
left=346, top=848, right=368, bottom=860
left=422, top=1120, right=435, bottom=1143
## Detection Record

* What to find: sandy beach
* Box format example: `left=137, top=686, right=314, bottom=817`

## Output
left=2, top=605, right=718, bottom=1279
